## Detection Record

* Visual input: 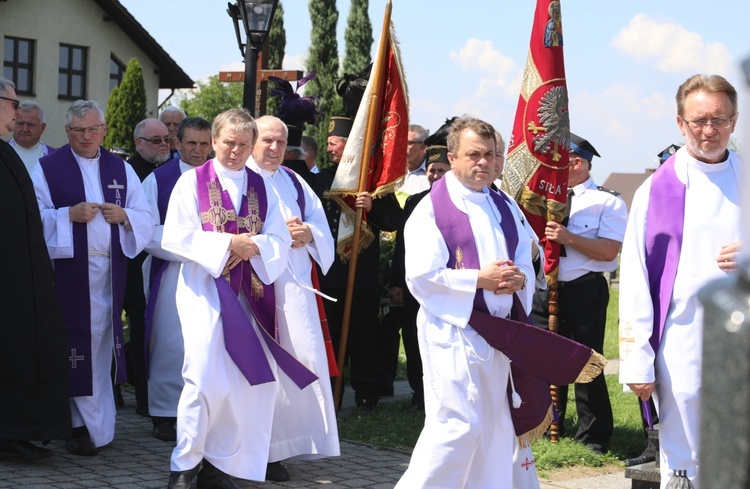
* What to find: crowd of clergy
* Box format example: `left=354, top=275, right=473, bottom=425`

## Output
left=0, top=71, right=741, bottom=489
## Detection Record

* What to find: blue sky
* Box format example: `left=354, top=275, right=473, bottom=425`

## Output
left=121, top=0, right=748, bottom=183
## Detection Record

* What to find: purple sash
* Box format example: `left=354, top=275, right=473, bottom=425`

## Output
left=280, top=166, right=305, bottom=217
left=644, top=155, right=685, bottom=354
left=40, top=145, right=129, bottom=396
left=430, top=177, right=599, bottom=440
left=144, top=158, right=183, bottom=371
left=195, top=161, right=316, bottom=389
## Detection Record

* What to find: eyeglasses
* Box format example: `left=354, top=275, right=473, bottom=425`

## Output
left=67, top=123, right=106, bottom=136
left=681, top=116, right=735, bottom=130
left=0, top=96, right=20, bottom=111
left=138, top=136, right=172, bottom=145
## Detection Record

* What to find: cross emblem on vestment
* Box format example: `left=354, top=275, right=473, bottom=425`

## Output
left=69, top=348, right=85, bottom=368
left=115, top=337, right=123, bottom=355
left=108, top=179, right=124, bottom=205
left=521, top=457, right=535, bottom=471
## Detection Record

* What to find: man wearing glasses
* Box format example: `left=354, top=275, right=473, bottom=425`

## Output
left=31, top=100, right=153, bottom=457
left=619, top=74, right=741, bottom=487
left=123, top=118, right=172, bottom=419
left=0, top=78, right=72, bottom=460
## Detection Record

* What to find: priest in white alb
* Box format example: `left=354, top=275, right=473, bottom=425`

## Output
left=162, top=109, right=316, bottom=489
left=141, top=117, right=213, bottom=442
left=248, top=116, right=340, bottom=482
left=31, top=100, right=153, bottom=455
left=619, top=74, right=742, bottom=488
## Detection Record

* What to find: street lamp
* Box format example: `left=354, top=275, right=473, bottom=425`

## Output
left=227, top=0, right=279, bottom=116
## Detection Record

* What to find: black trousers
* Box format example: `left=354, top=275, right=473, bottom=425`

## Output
left=123, top=254, right=148, bottom=411
left=322, top=287, right=380, bottom=406
left=377, top=300, right=424, bottom=404
left=531, top=273, right=613, bottom=450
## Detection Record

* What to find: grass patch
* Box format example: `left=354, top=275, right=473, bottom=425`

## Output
left=338, top=285, right=643, bottom=475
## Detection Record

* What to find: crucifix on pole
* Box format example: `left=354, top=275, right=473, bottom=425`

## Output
left=219, top=46, right=303, bottom=117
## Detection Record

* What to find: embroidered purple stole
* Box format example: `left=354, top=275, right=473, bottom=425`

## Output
left=195, top=161, right=316, bottom=389
left=644, top=154, right=685, bottom=355
left=40, top=145, right=128, bottom=396
left=430, top=177, right=599, bottom=440
left=143, top=158, right=183, bottom=370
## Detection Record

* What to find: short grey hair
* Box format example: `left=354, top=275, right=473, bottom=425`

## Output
left=18, top=101, right=46, bottom=123
left=408, top=124, right=429, bottom=142
left=160, top=105, right=186, bottom=119
left=65, top=100, right=105, bottom=126
left=0, top=77, right=16, bottom=97
left=286, top=147, right=307, bottom=160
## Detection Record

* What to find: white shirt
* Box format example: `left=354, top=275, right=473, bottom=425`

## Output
left=560, top=177, right=627, bottom=281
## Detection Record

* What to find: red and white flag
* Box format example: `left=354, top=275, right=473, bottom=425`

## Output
left=326, top=2, right=409, bottom=259
left=503, top=0, right=570, bottom=282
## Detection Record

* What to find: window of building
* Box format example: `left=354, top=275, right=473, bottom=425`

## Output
left=59, top=44, right=87, bottom=99
left=110, top=56, right=126, bottom=92
left=3, top=37, right=35, bottom=95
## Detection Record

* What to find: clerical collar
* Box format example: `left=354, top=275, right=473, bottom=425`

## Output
left=71, top=146, right=100, bottom=164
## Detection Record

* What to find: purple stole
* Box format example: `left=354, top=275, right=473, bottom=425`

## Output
left=644, top=155, right=685, bottom=355
left=40, top=145, right=128, bottom=397
left=143, top=158, right=183, bottom=370
left=430, top=177, right=601, bottom=442
left=195, top=161, right=316, bottom=389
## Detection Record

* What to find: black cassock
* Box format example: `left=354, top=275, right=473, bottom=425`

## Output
left=0, top=139, right=71, bottom=441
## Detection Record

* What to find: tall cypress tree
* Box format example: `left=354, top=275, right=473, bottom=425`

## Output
left=343, top=0, right=372, bottom=75
left=265, top=1, right=286, bottom=116
left=305, top=0, right=340, bottom=160
left=103, top=58, right=147, bottom=155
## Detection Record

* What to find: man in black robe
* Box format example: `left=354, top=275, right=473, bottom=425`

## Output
left=0, top=77, right=71, bottom=459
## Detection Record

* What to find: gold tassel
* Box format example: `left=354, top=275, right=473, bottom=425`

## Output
left=575, top=351, right=607, bottom=384
left=517, top=403, right=554, bottom=449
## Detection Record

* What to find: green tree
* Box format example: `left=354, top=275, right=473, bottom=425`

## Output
left=265, top=1, right=286, bottom=117
left=343, top=0, right=372, bottom=75
left=103, top=58, right=147, bottom=155
left=306, top=0, right=340, bottom=161
left=177, top=76, right=243, bottom=122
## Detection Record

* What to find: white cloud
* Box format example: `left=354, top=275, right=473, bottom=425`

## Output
left=448, top=38, right=522, bottom=100
left=612, top=14, right=732, bottom=75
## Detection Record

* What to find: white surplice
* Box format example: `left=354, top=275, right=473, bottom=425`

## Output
left=618, top=148, right=741, bottom=488
left=249, top=160, right=340, bottom=461
left=141, top=160, right=194, bottom=418
left=395, top=171, right=536, bottom=489
left=162, top=159, right=290, bottom=481
left=31, top=148, right=153, bottom=447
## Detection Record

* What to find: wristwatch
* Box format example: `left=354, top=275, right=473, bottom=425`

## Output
left=521, top=273, right=528, bottom=290
left=120, top=217, right=130, bottom=227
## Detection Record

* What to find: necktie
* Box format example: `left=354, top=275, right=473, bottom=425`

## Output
left=560, top=188, right=574, bottom=257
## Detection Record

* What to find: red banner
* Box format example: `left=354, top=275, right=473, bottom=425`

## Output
left=504, top=0, right=570, bottom=281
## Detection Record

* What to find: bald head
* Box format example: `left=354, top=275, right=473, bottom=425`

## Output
left=134, top=118, right=170, bottom=165
left=253, top=116, right=288, bottom=172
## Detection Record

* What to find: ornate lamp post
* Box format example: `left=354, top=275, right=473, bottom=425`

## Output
left=227, top=0, right=279, bottom=116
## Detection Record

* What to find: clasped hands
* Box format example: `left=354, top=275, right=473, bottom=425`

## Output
left=286, top=217, right=313, bottom=249
left=227, top=233, right=260, bottom=270
left=69, top=201, right=127, bottom=224
left=477, top=259, right=525, bottom=295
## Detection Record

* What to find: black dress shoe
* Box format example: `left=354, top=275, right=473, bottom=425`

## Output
left=197, top=459, right=241, bottom=489
left=266, top=461, right=290, bottom=482
left=626, top=452, right=656, bottom=467
left=152, top=422, right=177, bottom=442
left=168, top=464, right=201, bottom=489
left=0, top=441, right=53, bottom=460
left=65, top=435, right=98, bottom=456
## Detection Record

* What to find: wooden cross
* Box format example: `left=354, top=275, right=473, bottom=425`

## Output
left=219, top=47, right=303, bottom=117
